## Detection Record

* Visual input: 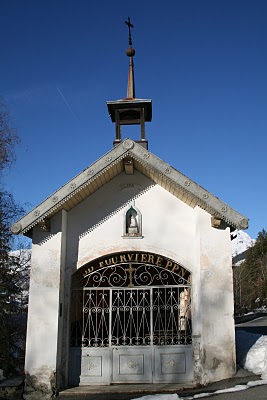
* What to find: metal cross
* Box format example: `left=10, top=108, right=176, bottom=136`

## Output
left=125, top=263, right=137, bottom=288
left=125, top=17, right=134, bottom=46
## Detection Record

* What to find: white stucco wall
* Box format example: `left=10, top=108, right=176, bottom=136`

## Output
left=67, top=171, right=195, bottom=270
left=25, top=210, right=67, bottom=391
left=195, top=207, right=235, bottom=383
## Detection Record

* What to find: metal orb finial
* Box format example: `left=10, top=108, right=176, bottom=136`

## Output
left=126, top=47, right=135, bottom=57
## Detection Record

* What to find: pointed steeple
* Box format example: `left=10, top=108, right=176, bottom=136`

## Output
left=126, top=47, right=135, bottom=99
left=107, top=18, right=152, bottom=150
left=125, top=17, right=136, bottom=99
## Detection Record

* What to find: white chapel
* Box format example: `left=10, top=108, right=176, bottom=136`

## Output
left=11, top=19, right=248, bottom=398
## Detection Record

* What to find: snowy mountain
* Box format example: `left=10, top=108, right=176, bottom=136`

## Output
left=232, top=230, right=255, bottom=259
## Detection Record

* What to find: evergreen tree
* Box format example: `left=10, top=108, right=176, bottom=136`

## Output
left=234, top=229, right=267, bottom=314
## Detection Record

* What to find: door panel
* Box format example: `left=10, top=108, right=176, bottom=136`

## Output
left=113, top=346, right=152, bottom=383
left=154, top=346, right=193, bottom=383
left=80, top=348, right=110, bottom=385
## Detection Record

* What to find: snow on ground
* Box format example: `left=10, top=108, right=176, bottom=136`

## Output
left=236, top=330, right=267, bottom=378
left=133, top=331, right=267, bottom=400
left=246, top=335, right=267, bottom=377
left=242, top=306, right=267, bottom=316
left=135, top=395, right=179, bottom=400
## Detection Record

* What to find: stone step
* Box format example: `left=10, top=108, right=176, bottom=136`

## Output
left=58, top=383, right=196, bottom=397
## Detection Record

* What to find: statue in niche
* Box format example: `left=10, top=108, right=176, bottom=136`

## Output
left=129, top=213, right=137, bottom=227
left=179, top=289, right=191, bottom=331
left=126, top=209, right=139, bottom=235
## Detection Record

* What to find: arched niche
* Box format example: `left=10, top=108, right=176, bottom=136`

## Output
left=123, top=203, right=142, bottom=237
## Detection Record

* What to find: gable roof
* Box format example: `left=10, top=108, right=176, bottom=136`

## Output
left=11, top=139, right=248, bottom=236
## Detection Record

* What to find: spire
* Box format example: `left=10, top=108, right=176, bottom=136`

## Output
left=125, top=17, right=135, bottom=99
left=106, top=18, right=152, bottom=150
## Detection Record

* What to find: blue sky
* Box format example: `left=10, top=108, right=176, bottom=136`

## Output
left=1, top=0, right=266, bottom=243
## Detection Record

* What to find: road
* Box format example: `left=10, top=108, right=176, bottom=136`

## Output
left=192, top=384, right=267, bottom=400
left=235, top=315, right=267, bottom=335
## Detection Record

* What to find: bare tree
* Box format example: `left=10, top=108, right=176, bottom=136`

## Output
left=0, top=98, right=30, bottom=375
left=0, top=96, right=20, bottom=175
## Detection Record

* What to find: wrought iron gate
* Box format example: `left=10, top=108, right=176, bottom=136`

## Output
left=69, top=256, right=193, bottom=385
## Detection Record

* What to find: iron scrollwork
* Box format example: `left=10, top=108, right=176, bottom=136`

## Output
left=70, top=262, right=192, bottom=348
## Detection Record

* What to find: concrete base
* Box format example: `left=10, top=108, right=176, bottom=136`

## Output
left=58, top=370, right=260, bottom=398
left=58, top=382, right=196, bottom=397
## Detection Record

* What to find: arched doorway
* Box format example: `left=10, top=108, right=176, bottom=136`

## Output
left=69, top=252, right=193, bottom=385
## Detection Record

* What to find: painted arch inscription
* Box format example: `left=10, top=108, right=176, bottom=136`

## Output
left=74, top=251, right=191, bottom=285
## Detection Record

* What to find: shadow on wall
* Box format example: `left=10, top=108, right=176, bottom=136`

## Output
left=66, top=171, right=156, bottom=270
left=79, top=184, right=154, bottom=239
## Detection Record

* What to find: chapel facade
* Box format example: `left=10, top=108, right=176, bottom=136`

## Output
left=11, top=21, right=248, bottom=397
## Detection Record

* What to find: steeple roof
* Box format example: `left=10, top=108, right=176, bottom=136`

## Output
left=125, top=17, right=135, bottom=99
left=107, top=18, right=152, bottom=148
